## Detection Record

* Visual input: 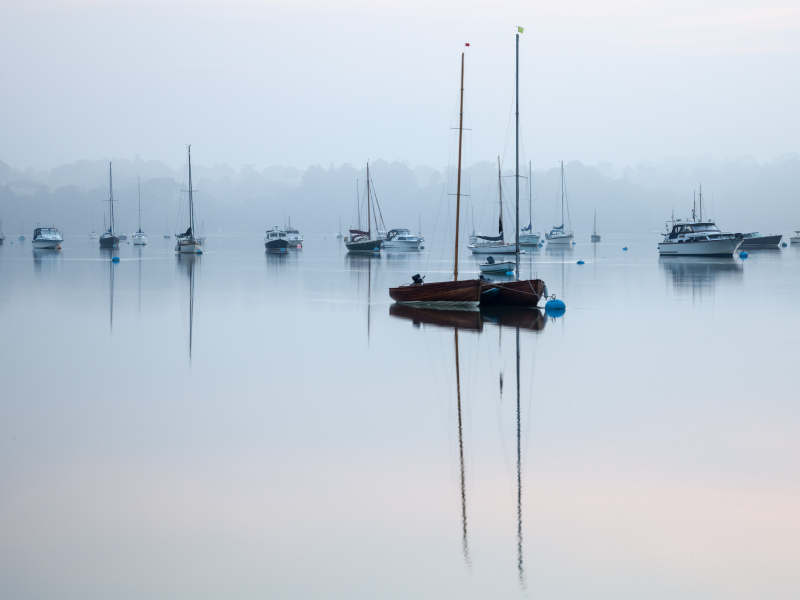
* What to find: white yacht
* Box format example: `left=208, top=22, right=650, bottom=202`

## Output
left=659, top=219, right=743, bottom=256
left=382, top=228, right=424, bottom=250
left=32, top=227, right=63, bottom=249
left=175, top=146, right=203, bottom=254
left=133, top=178, right=148, bottom=245
left=519, top=161, right=540, bottom=245
left=468, top=157, right=521, bottom=255
left=546, top=161, right=574, bottom=245
left=789, top=231, right=800, bottom=244
left=285, top=219, right=303, bottom=246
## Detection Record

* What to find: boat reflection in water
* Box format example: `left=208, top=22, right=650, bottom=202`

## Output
left=660, top=256, right=743, bottom=294
left=389, top=304, right=545, bottom=333
left=177, top=253, right=200, bottom=362
left=32, top=248, right=63, bottom=274
left=390, top=303, right=542, bottom=579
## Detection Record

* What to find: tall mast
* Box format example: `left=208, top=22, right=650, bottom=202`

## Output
left=515, top=31, right=520, bottom=277
left=699, top=184, right=703, bottom=221
left=560, top=160, right=565, bottom=228
left=497, top=156, right=503, bottom=240
left=187, top=145, right=194, bottom=234
left=529, top=161, right=532, bottom=230
left=454, top=51, right=465, bottom=281
left=366, top=162, right=371, bottom=237
left=137, top=177, right=141, bottom=231
left=108, top=162, right=115, bottom=234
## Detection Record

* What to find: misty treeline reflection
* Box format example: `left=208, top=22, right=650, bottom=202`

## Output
left=2, top=153, right=799, bottom=236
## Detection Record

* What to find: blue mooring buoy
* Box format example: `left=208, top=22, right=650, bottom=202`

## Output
left=374, top=247, right=380, bottom=252
left=196, top=250, right=202, bottom=254
left=782, top=242, right=787, bottom=247
left=545, top=297, right=566, bottom=317
left=577, top=260, right=585, bottom=265
left=740, top=251, right=748, bottom=258
left=111, top=256, right=120, bottom=262
left=572, top=241, right=576, bottom=245
left=623, top=247, right=628, bottom=251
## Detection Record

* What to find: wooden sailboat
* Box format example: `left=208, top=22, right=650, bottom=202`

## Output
left=346, top=164, right=382, bottom=252
left=389, top=50, right=483, bottom=305
left=480, top=31, right=545, bottom=307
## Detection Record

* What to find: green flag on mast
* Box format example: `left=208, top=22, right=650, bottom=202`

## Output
left=517, top=26, right=524, bottom=33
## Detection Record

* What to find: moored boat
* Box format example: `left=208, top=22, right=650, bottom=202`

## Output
left=519, top=161, right=540, bottom=245
left=546, top=162, right=574, bottom=245
left=469, top=157, right=518, bottom=254
left=265, top=227, right=290, bottom=250
left=791, top=231, right=800, bottom=244
left=479, top=256, right=515, bottom=273
left=99, top=164, right=119, bottom=248
left=175, top=146, right=202, bottom=254
left=382, top=228, right=424, bottom=250
left=132, top=177, right=148, bottom=245
left=32, top=227, right=63, bottom=249
left=591, top=210, right=601, bottom=242
left=658, top=187, right=742, bottom=257
left=740, top=232, right=782, bottom=247
left=345, top=162, right=382, bottom=253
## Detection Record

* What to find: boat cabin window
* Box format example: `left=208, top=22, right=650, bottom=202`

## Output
left=691, top=224, right=719, bottom=232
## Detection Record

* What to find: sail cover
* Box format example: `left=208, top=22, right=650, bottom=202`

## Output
left=521, top=222, right=532, bottom=232
left=477, top=234, right=503, bottom=241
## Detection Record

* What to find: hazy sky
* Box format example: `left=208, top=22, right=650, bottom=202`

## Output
left=2, top=0, right=799, bottom=171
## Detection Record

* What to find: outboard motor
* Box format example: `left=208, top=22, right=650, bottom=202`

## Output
left=487, top=256, right=495, bottom=264
left=411, top=274, right=425, bottom=285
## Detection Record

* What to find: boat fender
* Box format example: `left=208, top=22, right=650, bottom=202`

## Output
left=577, top=260, right=584, bottom=264
left=297, top=244, right=302, bottom=248
left=506, top=271, right=514, bottom=275
left=111, top=256, right=120, bottom=262
left=543, top=285, right=548, bottom=298
left=623, top=247, right=628, bottom=251
left=739, top=251, right=748, bottom=258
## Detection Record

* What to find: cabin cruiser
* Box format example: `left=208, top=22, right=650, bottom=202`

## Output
left=32, top=227, right=63, bottom=249
left=658, top=218, right=743, bottom=256
left=740, top=232, right=782, bottom=248
left=791, top=231, right=800, bottom=244
left=382, top=228, right=424, bottom=250
left=265, top=227, right=290, bottom=250
left=545, top=225, right=573, bottom=245
left=285, top=226, right=303, bottom=247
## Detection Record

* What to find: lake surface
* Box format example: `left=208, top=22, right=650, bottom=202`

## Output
left=1, top=234, right=799, bottom=599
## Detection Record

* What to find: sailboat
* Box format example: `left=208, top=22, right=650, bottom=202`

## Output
left=519, top=161, right=540, bottom=245
left=591, top=210, right=601, bottom=242
left=19, top=220, right=25, bottom=242
left=345, top=163, right=382, bottom=252
left=0, top=217, right=4, bottom=244
left=89, top=211, right=99, bottom=239
left=336, top=217, right=343, bottom=239
left=175, top=145, right=202, bottom=254
left=133, top=177, right=148, bottom=245
left=99, top=164, right=119, bottom=248
left=468, top=158, right=521, bottom=255
left=164, top=213, right=170, bottom=239
left=545, top=161, right=574, bottom=244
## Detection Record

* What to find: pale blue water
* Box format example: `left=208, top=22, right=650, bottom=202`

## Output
left=1, top=234, right=799, bottom=599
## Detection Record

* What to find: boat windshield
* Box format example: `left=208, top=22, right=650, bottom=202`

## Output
left=691, top=224, right=719, bottom=232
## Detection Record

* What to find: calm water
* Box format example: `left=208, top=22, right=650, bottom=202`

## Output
left=1, top=234, right=799, bottom=599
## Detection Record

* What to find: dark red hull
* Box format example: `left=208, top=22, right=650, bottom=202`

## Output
left=479, top=279, right=544, bottom=307
left=389, top=279, right=482, bottom=304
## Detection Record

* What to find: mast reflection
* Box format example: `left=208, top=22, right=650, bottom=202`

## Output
left=515, top=325, right=525, bottom=587
left=454, top=328, right=470, bottom=566
left=177, top=253, right=199, bottom=362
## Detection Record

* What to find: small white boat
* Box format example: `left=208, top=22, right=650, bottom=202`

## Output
left=382, top=228, right=424, bottom=250
left=133, top=178, right=147, bottom=245
left=520, top=161, right=540, bottom=245
left=469, top=158, right=524, bottom=254
left=546, top=161, right=574, bottom=245
left=591, top=210, right=601, bottom=242
left=285, top=219, right=303, bottom=246
left=479, top=256, right=515, bottom=273
left=89, top=231, right=99, bottom=239
left=32, top=227, right=63, bottom=249
left=468, top=242, right=522, bottom=254
left=790, top=231, right=800, bottom=244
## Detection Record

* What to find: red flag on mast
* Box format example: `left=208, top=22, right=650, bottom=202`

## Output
left=465, top=43, right=470, bottom=46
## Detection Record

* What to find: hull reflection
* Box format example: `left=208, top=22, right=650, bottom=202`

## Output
left=389, top=304, right=545, bottom=333
left=660, top=256, right=742, bottom=293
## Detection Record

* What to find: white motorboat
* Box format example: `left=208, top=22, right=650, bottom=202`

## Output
left=285, top=218, right=303, bottom=246
left=382, top=228, right=424, bottom=250
left=32, top=227, right=63, bottom=249
left=265, top=227, right=290, bottom=250
left=175, top=146, right=203, bottom=254
left=546, top=161, right=574, bottom=245
left=591, top=210, right=601, bottom=242
left=658, top=189, right=742, bottom=256
left=519, top=161, right=540, bottom=245
left=479, top=256, right=515, bottom=273
left=791, top=231, right=800, bottom=244
left=133, top=177, right=148, bottom=245
left=740, top=232, right=781, bottom=247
